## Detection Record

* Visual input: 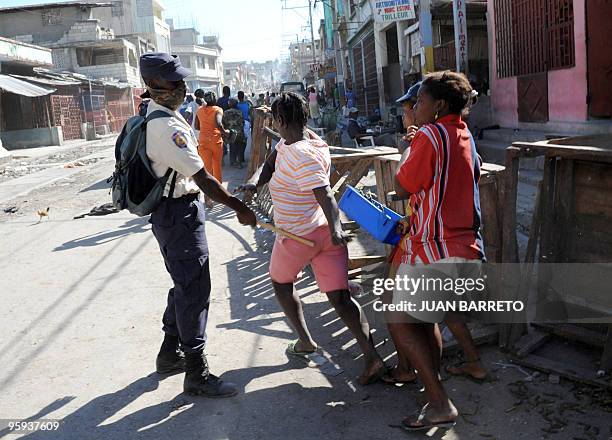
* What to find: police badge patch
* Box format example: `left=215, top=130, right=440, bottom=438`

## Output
left=172, top=131, right=188, bottom=148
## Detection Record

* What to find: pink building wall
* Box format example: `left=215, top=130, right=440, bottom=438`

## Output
left=487, top=0, right=587, bottom=128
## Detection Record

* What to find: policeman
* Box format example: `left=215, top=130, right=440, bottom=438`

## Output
left=139, top=52, right=257, bottom=397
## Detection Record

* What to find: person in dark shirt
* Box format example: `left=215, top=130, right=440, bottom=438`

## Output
left=217, top=86, right=231, bottom=111
left=346, top=108, right=396, bottom=148
left=346, top=108, right=365, bottom=140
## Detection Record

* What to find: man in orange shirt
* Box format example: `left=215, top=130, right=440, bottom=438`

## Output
left=194, top=90, right=229, bottom=207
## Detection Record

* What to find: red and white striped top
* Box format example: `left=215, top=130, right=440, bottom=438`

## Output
left=268, top=137, right=330, bottom=236
left=395, top=115, right=485, bottom=265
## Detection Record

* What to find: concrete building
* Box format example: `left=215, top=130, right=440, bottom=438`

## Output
left=94, top=0, right=171, bottom=55
left=288, top=39, right=322, bottom=84
left=0, top=2, right=141, bottom=86
left=223, top=61, right=248, bottom=93
left=168, top=26, right=223, bottom=94
left=0, top=37, right=60, bottom=149
left=487, top=0, right=612, bottom=133
left=332, top=0, right=488, bottom=116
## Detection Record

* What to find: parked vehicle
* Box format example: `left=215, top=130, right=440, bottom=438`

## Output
left=280, top=81, right=306, bottom=96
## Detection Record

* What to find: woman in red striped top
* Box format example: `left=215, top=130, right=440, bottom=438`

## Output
left=391, top=71, right=486, bottom=431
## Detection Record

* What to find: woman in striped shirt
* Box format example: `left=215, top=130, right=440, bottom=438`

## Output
left=240, top=92, right=386, bottom=385
left=392, top=71, right=486, bottom=431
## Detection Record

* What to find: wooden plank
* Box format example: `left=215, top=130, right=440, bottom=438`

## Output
left=574, top=184, right=612, bottom=218
left=533, top=323, right=608, bottom=348
left=510, top=354, right=612, bottom=390
left=513, top=331, right=551, bottom=358
left=331, top=148, right=398, bottom=163
left=442, top=326, right=499, bottom=357
left=336, top=158, right=372, bottom=200
left=341, top=221, right=360, bottom=231
left=499, top=147, right=522, bottom=350
left=348, top=255, right=387, bottom=270
left=524, top=181, right=543, bottom=265
left=552, top=159, right=575, bottom=262
left=510, top=141, right=612, bottom=163
left=602, top=325, right=612, bottom=371
left=330, top=162, right=351, bottom=188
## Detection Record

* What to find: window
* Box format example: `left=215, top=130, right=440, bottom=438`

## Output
left=181, top=56, right=191, bottom=68
left=128, top=49, right=137, bottom=67
left=225, top=69, right=230, bottom=75
left=547, top=0, right=574, bottom=70
left=494, top=0, right=574, bottom=78
left=197, top=56, right=205, bottom=69
left=349, top=0, right=357, bottom=16
left=41, top=9, right=62, bottom=25
left=111, top=1, right=123, bottom=17
left=207, top=56, right=216, bottom=70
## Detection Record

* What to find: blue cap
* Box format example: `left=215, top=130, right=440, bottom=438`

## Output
left=396, top=81, right=422, bottom=104
left=139, top=52, right=191, bottom=81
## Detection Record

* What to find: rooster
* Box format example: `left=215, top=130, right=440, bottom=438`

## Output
left=37, top=207, right=50, bottom=223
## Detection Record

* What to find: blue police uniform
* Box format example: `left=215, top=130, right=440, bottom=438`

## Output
left=140, top=53, right=237, bottom=397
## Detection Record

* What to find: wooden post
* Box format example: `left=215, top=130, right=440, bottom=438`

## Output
left=499, top=147, right=521, bottom=350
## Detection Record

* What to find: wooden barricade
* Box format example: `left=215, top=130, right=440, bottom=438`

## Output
left=501, top=135, right=612, bottom=381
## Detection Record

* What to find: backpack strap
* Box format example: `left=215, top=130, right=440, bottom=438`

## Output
left=166, top=170, right=178, bottom=199
left=143, top=110, right=177, bottom=199
left=145, top=109, right=170, bottom=124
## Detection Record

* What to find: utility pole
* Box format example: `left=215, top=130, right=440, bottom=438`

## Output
left=308, top=0, right=317, bottom=75
left=419, top=0, right=435, bottom=75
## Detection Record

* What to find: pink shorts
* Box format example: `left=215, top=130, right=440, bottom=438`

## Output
left=269, top=225, right=349, bottom=293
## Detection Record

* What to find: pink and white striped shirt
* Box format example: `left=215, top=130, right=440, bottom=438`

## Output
left=268, top=137, right=330, bottom=236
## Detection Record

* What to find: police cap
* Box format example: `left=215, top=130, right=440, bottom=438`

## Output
left=139, top=52, right=191, bottom=81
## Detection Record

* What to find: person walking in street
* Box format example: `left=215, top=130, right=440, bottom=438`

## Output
left=344, top=85, right=355, bottom=109
left=391, top=71, right=485, bottom=431
left=237, top=92, right=386, bottom=385
left=237, top=90, right=252, bottom=155
left=308, top=86, right=320, bottom=126
left=223, top=98, right=247, bottom=168
left=195, top=91, right=229, bottom=207
left=217, top=86, right=231, bottom=111
left=138, top=52, right=256, bottom=398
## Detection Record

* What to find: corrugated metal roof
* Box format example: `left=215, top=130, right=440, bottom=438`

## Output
left=0, top=74, right=55, bottom=97
left=9, top=74, right=81, bottom=86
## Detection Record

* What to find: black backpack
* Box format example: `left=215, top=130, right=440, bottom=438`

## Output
left=110, top=110, right=177, bottom=216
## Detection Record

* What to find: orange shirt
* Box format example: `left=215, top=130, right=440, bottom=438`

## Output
left=197, top=105, right=223, bottom=147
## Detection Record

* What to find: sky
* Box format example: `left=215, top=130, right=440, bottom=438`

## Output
left=2, top=0, right=325, bottom=62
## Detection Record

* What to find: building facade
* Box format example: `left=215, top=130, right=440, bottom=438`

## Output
left=169, top=27, right=222, bottom=94
left=487, top=0, right=612, bottom=132
left=0, top=2, right=141, bottom=86
left=94, top=0, right=171, bottom=54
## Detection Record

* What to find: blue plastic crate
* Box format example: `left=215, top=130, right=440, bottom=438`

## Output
left=338, top=185, right=402, bottom=245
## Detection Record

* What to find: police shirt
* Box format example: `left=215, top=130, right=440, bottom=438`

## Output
left=146, top=100, right=203, bottom=198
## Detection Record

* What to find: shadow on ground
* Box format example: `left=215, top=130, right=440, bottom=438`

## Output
left=53, top=217, right=149, bottom=251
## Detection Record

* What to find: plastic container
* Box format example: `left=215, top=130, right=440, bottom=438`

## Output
left=338, top=185, right=401, bottom=245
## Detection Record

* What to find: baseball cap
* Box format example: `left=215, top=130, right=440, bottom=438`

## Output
left=139, top=52, right=191, bottom=81
left=396, top=81, right=422, bottom=104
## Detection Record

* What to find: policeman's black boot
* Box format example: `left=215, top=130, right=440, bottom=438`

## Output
left=156, top=333, right=185, bottom=375
left=183, top=352, right=237, bottom=398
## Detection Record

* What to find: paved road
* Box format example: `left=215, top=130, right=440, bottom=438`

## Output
left=0, top=142, right=607, bottom=440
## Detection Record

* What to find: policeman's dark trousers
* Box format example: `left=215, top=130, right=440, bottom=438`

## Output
left=150, top=194, right=210, bottom=354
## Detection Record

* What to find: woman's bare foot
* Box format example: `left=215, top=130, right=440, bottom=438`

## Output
left=402, top=401, right=458, bottom=431
left=293, top=339, right=317, bottom=353
left=357, top=356, right=386, bottom=385
left=382, top=365, right=417, bottom=384
left=446, top=359, right=487, bottom=381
